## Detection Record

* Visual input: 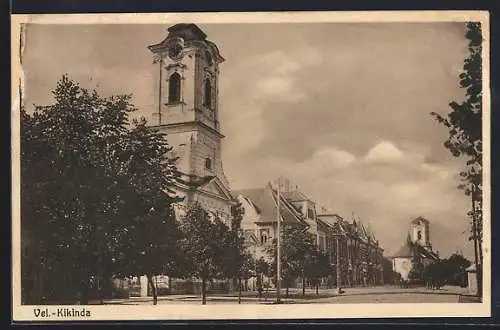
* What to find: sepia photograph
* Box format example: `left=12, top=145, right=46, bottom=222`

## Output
left=11, top=11, right=491, bottom=321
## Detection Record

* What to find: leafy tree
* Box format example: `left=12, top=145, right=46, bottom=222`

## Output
left=21, top=75, right=182, bottom=304
left=380, top=256, right=397, bottom=285
left=406, top=235, right=424, bottom=284
left=444, top=253, right=472, bottom=286
left=219, top=202, right=252, bottom=303
left=430, top=22, right=483, bottom=296
left=179, top=202, right=230, bottom=304
left=236, top=253, right=256, bottom=303
left=423, top=253, right=471, bottom=289
left=422, top=261, right=443, bottom=289
left=304, top=250, right=331, bottom=295
left=255, top=257, right=270, bottom=290
left=109, top=118, right=184, bottom=305
left=266, top=224, right=315, bottom=298
left=21, top=76, right=133, bottom=303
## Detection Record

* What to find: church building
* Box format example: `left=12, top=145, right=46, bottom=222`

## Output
left=147, top=24, right=234, bottom=224
left=131, top=24, right=236, bottom=297
left=392, top=217, right=440, bottom=281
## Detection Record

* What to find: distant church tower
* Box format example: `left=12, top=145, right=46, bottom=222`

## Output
left=409, top=217, right=432, bottom=250
left=147, top=24, right=234, bottom=224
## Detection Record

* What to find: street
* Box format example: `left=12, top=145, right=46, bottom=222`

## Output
left=102, top=285, right=475, bottom=305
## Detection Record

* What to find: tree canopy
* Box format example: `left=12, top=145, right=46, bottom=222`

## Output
left=266, top=224, right=316, bottom=296
left=430, top=22, right=483, bottom=241
left=179, top=202, right=235, bottom=304
left=21, top=75, right=183, bottom=304
left=430, top=21, right=483, bottom=297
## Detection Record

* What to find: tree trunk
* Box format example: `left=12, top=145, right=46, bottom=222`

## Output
left=238, top=277, right=242, bottom=304
left=285, top=287, right=289, bottom=298
left=99, top=279, right=104, bottom=305
left=79, top=277, right=89, bottom=305
left=302, top=277, right=306, bottom=296
left=201, top=278, right=207, bottom=305
left=146, top=274, right=158, bottom=305
left=316, top=283, right=319, bottom=295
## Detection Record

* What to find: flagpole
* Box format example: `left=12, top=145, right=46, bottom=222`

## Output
left=157, top=55, right=163, bottom=126
left=276, top=180, right=281, bottom=304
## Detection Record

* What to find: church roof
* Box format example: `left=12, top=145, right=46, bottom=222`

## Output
left=148, top=24, right=225, bottom=63
left=392, top=240, right=439, bottom=260
left=167, top=23, right=207, bottom=40
left=411, top=216, right=430, bottom=225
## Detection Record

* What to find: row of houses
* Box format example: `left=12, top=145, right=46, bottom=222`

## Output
left=234, top=179, right=386, bottom=288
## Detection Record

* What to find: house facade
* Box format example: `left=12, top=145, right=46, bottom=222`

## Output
left=236, top=181, right=386, bottom=288
left=317, top=213, right=385, bottom=287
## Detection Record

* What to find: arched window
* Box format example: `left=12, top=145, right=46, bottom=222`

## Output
left=203, top=78, right=212, bottom=108
left=205, top=157, right=212, bottom=170
left=168, top=72, right=181, bottom=103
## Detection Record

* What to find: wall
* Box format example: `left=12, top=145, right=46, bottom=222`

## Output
left=393, top=257, right=413, bottom=281
left=467, top=271, right=478, bottom=295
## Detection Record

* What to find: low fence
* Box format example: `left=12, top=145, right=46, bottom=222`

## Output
left=110, top=277, right=234, bottom=297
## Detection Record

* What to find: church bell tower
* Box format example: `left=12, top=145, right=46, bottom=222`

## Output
left=147, top=24, right=233, bottom=222
left=409, top=217, right=432, bottom=250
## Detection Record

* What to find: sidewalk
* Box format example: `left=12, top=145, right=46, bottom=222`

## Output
left=101, top=285, right=473, bottom=305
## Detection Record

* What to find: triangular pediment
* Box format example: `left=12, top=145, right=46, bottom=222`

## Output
left=243, top=230, right=259, bottom=246
left=198, top=176, right=233, bottom=201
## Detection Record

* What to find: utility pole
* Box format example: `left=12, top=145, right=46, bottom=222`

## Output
left=336, top=232, right=341, bottom=294
left=276, top=180, right=282, bottom=304
left=471, top=184, right=482, bottom=297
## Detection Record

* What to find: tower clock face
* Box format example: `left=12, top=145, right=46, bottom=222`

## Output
left=168, top=43, right=183, bottom=60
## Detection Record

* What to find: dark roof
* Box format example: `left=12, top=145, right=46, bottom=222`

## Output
left=316, top=214, right=343, bottom=228
left=167, top=23, right=207, bottom=40
left=411, top=216, right=430, bottom=225
left=316, top=217, right=332, bottom=231
left=392, top=240, right=439, bottom=260
left=235, top=186, right=306, bottom=226
left=282, top=190, right=310, bottom=202
left=417, top=245, right=439, bottom=261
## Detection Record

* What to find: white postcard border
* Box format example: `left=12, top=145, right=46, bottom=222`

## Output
left=11, top=11, right=492, bottom=321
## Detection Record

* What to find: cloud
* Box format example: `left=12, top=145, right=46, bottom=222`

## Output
left=238, top=139, right=469, bottom=258
left=365, top=141, right=404, bottom=163
left=256, top=77, right=294, bottom=96
left=23, top=23, right=475, bottom=261
left=288, top=147, right=356, bottom=177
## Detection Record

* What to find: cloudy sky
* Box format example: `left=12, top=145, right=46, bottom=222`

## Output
left=22, top=22, right=475, bottom=259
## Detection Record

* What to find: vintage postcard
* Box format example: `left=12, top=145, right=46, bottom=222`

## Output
left=11, top=11, right=491, bottom=321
